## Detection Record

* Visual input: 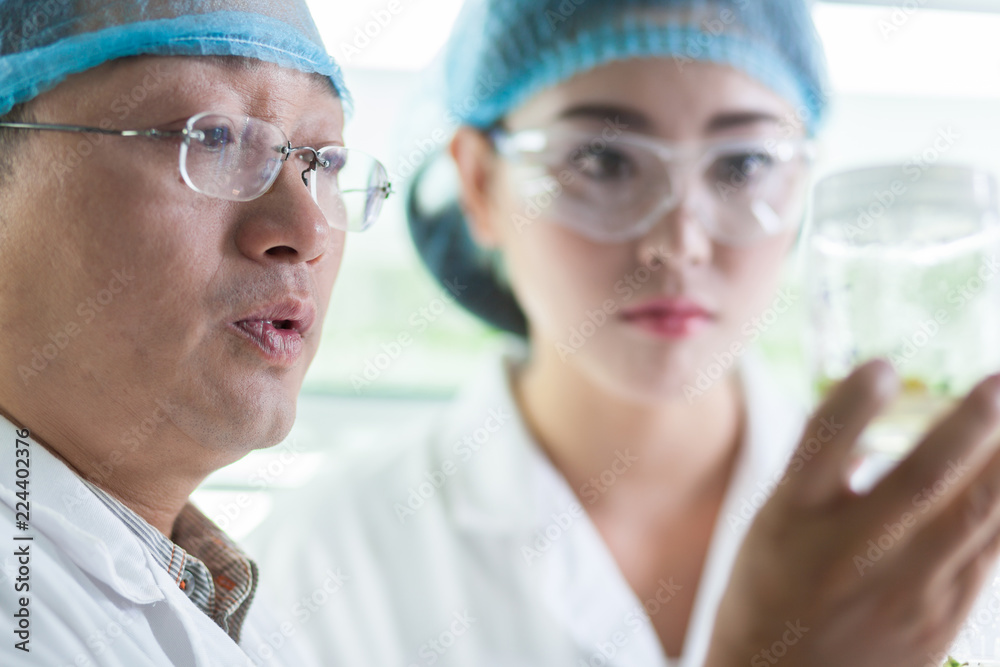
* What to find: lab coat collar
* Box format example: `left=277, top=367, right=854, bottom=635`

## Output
left=439, top=347, right=801, bottom=535
left=435, top=348, right=541, bottom=533
left=0, top=414, right=165, bottom=605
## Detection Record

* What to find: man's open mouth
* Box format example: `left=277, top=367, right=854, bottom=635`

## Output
left=230, top=300, right=317, bottom=366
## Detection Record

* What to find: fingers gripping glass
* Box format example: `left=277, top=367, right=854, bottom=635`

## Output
left=0, top=112, right=393, bottom=232
left=492, top=125, right=814, bottom=246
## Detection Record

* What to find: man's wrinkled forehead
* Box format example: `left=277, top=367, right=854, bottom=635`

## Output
left=198, top=55, right=340, bottom=98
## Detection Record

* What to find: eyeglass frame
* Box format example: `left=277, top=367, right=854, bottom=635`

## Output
left=0, top=112, right=394, bottom=230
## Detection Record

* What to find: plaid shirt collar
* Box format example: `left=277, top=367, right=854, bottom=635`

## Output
left=82, top=480, right=258, bottom=643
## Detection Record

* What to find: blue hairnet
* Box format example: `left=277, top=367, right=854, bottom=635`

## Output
left=445, top=0, right=828, bottom=133
left=408, top=0, right=830, bottom=337
left=0, top=0, right=350, bottom=117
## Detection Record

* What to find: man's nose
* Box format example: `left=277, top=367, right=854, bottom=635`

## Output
left=234, top=160, right=336, bottom=265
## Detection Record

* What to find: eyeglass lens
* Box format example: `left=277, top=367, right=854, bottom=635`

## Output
left=178, top=112, right=389, bottom=232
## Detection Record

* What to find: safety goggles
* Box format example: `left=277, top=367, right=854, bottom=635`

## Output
left=491, top=124, right=814, bottom=245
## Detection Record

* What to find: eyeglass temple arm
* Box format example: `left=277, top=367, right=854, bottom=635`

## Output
left=337, top=185, right=394, bottom=198
left=0, top=121, right=186, bottom=139
left=0, top=121, right=397, bottom=197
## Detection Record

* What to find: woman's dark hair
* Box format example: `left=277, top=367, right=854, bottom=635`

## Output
left=406, top=149, right=529, bottom=338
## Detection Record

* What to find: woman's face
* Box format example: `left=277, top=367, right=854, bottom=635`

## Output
left=456, top=59, right=808, bottom=401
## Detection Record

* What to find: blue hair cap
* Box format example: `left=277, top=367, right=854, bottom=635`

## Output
left=444, top=0, right=829, bottom=134
left=0, top=0, right=351, bottom=116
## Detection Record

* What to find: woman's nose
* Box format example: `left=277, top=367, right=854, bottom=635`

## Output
left=636, top=192, right=714, bottom=269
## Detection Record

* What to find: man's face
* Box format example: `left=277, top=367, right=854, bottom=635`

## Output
left=0, top=56, right=345, bottom=466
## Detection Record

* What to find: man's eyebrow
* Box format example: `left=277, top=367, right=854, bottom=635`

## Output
left=706, top=111, right=782, bottom=133
left=557, top=104, right=651, bottom=131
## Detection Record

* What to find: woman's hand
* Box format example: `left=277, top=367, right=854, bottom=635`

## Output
left=707, top=361, right=1000, bottom=667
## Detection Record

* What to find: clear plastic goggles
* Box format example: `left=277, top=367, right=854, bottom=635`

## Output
left=492, top=124, right=814, bottom=245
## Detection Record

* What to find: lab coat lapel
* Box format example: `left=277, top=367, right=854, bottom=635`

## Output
left=440, top=355, right=670, bottom=665
left=527, top=453, right=672, bottom=666
left=0, top=418, right=165, bottom=606
left=675, top=354, right=807, bottom=667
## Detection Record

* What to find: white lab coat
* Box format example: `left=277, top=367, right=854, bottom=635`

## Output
left=0, top=416, right=317, bottom=667
left=248, top=351, right=806, bottom=667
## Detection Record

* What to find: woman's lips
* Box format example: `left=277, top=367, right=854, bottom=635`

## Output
left=620, top=298, right=714, bottom=339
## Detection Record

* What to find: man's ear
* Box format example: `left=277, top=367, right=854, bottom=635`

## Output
left=450, top=126, right=501, bottom=248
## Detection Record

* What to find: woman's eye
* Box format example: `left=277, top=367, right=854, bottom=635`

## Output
left=568, top=147, right=634, bottom=181
left=714, top=151, right=774, bottom=184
